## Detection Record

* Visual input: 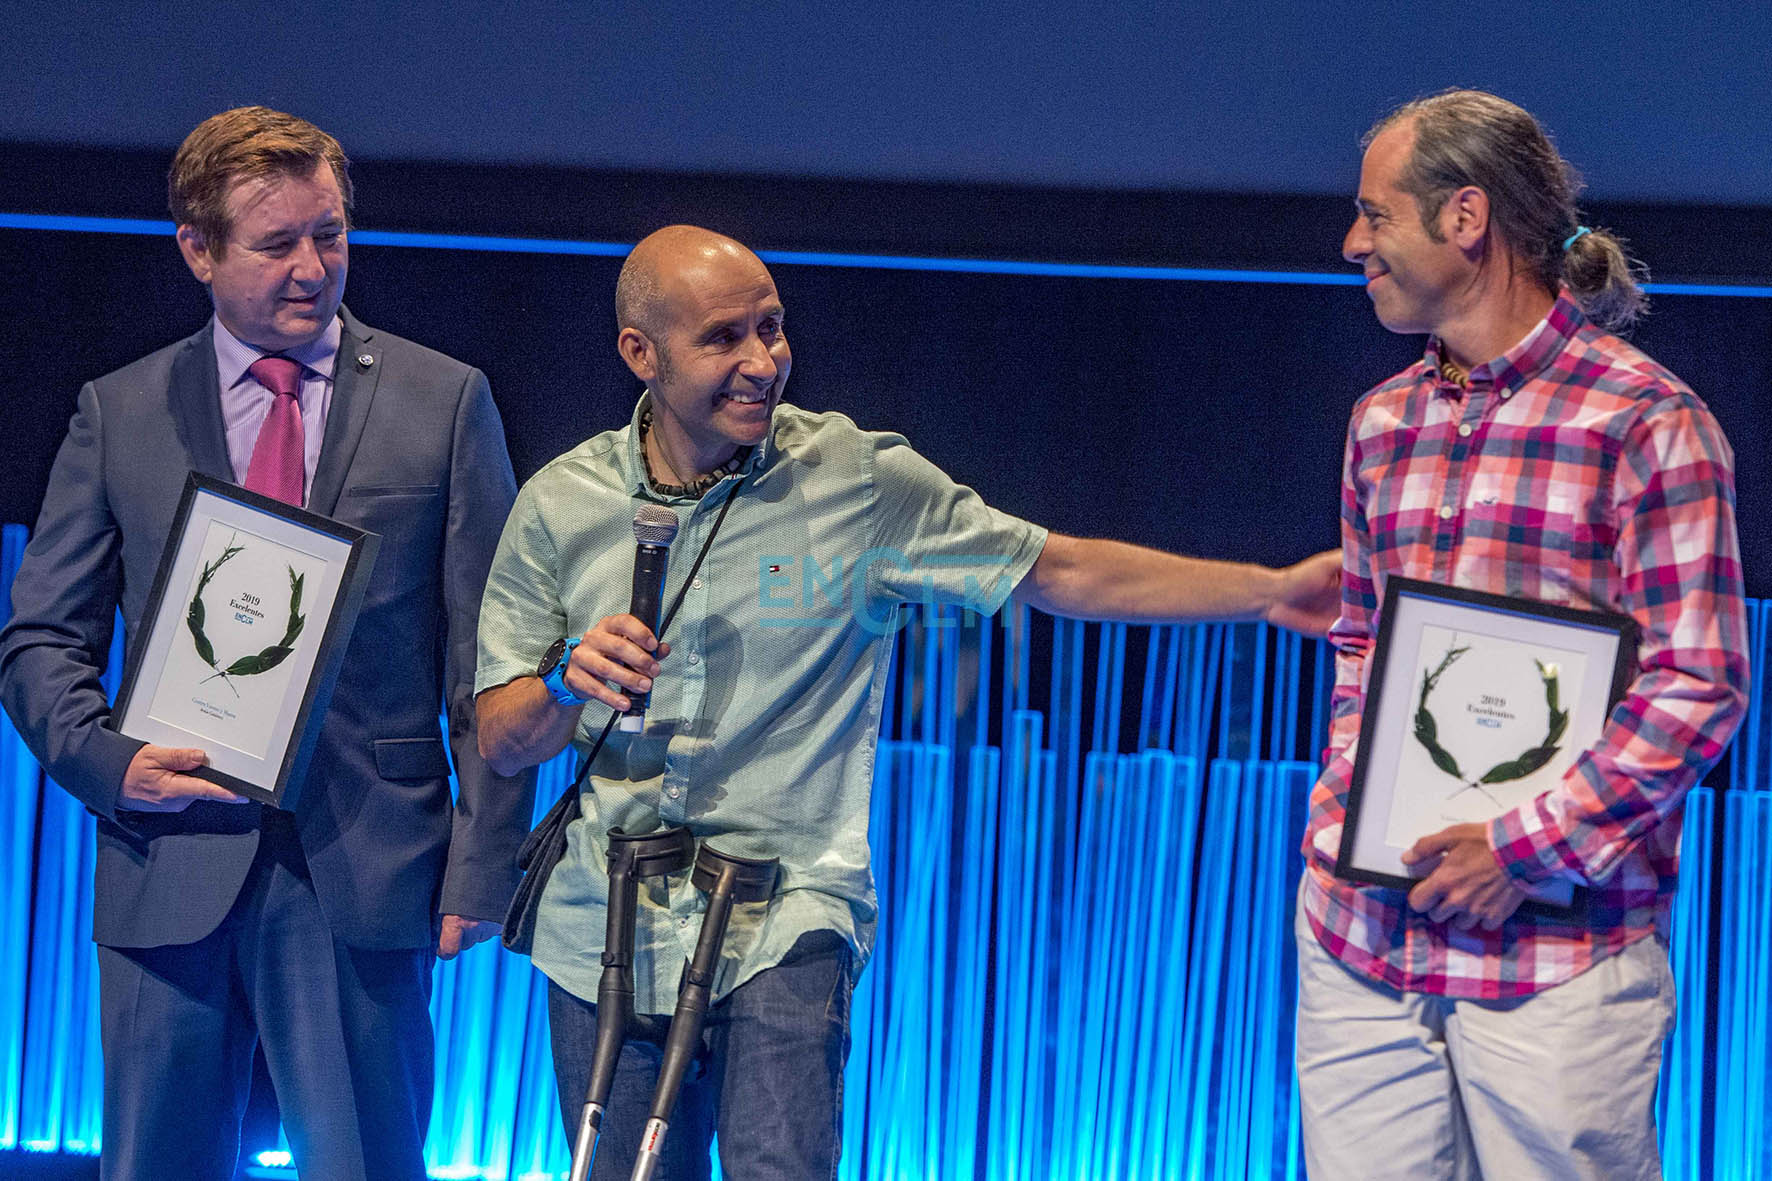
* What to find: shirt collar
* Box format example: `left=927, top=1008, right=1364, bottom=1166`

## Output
left=1423, top=290, right=1587, bottom=396
left=620, top=390, right=779, bottom=501
left=212, top=313, right=343, bottom=392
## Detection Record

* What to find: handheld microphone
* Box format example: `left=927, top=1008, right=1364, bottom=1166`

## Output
left=620, top=505, right=680, bottom=732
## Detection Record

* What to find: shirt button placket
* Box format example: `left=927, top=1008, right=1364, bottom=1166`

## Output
left=677, top=524, right=708, bottom=716
left=1434, top=398, right=1478, bottom=574
left=665, top=517, right=709, bottom=821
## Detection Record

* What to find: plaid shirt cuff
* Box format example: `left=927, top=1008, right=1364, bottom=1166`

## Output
left=1488, top=795, right=1584, bottom=885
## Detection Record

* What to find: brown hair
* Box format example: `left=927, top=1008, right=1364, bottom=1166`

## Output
left=1366, top=89, right=1647, bottom=332
left=168, top=106, right=352, bottom=255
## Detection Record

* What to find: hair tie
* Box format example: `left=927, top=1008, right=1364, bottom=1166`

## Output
left=1562, top=225, right=1592, bottom=251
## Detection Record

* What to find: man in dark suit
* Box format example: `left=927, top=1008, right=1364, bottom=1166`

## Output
left=0, top=107, right=535, bottom=1179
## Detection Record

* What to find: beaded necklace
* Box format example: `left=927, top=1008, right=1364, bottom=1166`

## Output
left=638, top=406, right=751, bottom=499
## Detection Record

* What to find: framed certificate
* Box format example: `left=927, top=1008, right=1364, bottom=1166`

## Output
left=1336, top=577, right=1637, bottom=916
left=109, top=473, right=380, bottom=809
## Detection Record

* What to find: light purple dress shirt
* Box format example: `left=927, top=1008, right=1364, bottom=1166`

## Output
left=211, top=314, right=340, bottom=504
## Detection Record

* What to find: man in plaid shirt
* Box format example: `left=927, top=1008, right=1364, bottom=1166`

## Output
left=1296, top=90, right=1749, bottom=1179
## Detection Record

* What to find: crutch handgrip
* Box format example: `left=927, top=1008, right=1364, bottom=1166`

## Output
left=627, top=844, right=778, bottom=1180
left=567, top=826, right=695, bottom=1181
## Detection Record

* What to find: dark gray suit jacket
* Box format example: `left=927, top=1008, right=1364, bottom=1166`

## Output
left=0, top=308, right=536, bottom=949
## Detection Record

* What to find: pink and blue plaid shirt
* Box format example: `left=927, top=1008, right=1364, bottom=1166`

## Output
left=1302, top=293, right=1749, bottom=998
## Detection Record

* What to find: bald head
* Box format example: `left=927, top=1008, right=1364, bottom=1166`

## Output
left=613, top=224, right=790, bottom=473
left=615, top=225, right=769, bottom=338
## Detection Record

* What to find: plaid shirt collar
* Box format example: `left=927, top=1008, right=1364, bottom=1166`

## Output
left=1422, top=291, right=1587, bottom=397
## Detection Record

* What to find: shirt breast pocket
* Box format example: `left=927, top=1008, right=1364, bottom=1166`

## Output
left=1459, top=493, right=1581, bottom=606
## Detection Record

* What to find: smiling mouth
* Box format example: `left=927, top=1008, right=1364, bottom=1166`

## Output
left=719, top=389, right=770, bottom=406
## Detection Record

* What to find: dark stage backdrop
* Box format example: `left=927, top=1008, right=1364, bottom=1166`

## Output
left=7, top=3, right=1772, bottom=207
left=2, top=149, right=1769, bottom=594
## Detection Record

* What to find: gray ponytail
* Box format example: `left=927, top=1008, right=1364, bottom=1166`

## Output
left=1561, top=226, right=1649, bottom=332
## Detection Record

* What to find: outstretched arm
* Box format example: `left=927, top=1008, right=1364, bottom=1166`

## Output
left=1011, top=532, right=1341, bottom=637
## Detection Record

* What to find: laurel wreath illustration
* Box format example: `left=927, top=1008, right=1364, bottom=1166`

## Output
left=1413, top=640, right=1568, bottom=798
left=185, top=534, right=306, bottom=696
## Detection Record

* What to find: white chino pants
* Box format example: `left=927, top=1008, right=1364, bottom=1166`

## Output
left=1294, top=902, right=1674, bottom=1180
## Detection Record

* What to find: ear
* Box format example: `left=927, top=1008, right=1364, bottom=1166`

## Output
left=176, top=224, right=215, bottom=284
left=1446, top=185, right=1490, bottom=253
left=617, top=326, right=658, bottom=383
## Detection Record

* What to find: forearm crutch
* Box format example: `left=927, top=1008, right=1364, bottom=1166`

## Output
left=568, top=825, right=698, bottom=1181
left=628, top=844, right=779, bottom=1181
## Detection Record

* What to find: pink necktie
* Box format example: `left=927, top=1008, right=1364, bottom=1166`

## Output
left=244, top=356, right=306, bottom=506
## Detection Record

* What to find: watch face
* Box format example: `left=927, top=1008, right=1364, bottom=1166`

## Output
left=538, top=636, right=570, bottom=677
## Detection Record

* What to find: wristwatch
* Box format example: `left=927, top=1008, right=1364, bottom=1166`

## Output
left=537, top=636, right=589, bottom=706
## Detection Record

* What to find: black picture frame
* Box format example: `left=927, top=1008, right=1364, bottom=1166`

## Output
left=1335, top=577, right=1638, bottom=920
left=109, top=473, right=380, bottom=809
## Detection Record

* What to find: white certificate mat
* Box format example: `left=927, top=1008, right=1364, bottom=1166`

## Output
left=1337, top=578, right=1636, bottom=916
left=142, top=517, right=334, bottom=762
left=111, top=475, right=379, bottom=808
left=1379, top=622, right=1592, bottom=848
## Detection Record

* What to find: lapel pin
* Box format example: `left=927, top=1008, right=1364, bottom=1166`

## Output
left=357, top=353, right=374, bottom=369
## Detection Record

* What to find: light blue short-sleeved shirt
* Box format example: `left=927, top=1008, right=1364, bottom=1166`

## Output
left=477, top=396, right=1046, bottom=1012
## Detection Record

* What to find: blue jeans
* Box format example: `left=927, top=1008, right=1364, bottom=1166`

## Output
left=548, top=928, right=854, bottom=1181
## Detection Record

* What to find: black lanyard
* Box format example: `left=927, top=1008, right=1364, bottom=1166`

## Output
left=564, top=479, right=743, bottom=801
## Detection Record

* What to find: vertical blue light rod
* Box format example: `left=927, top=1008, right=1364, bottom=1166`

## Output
left=1176, top=760, right=1243, bottom=1172
left=1730, top=601, right=1766, bottom=793
left=944, top=743, right=1000, bottom=1181
left=1715, top=787, right=1768, bottom=1177
left=18, top=620, right=112, bottom=1157
left=0, top=526, right=33, bottom=1149
left=1657, top=786, right=1713, bottom=1181
left=921, top=744, right=955, bottom=1181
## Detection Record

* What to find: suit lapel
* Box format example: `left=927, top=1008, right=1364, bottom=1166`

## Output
left=307, top=308, right=382, bottom=517
left=168, top=323, right=233, bottom=480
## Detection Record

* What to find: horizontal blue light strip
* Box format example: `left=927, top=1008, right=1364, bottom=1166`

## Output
left=353, top=229, right=630, bottom=256
left=760, top=248, right=1364, bottom=284
left=6, top=211, right=1771, bottom=293
left=1644, top=281, right=1772, bottom=298
left=0, top=213, right=175, bottom=236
